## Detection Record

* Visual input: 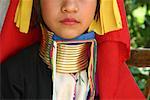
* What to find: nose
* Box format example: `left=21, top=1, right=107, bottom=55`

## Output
left=61, top=0, right=78, bottom=13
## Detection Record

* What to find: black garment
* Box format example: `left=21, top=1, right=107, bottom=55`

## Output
left=1, top=43, right=53, bottom=99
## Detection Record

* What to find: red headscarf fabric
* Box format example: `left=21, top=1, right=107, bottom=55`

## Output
left=0, top=0, right=40, bottom=63
left=96, top=0, right=145, bottom=99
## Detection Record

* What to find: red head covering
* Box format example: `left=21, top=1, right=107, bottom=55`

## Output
left=0, top=0, right=40, bottom=62
left=96, top=0, right=145, bottom=99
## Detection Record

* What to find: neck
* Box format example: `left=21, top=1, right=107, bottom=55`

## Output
left=39, top=26, right=95, bottom=73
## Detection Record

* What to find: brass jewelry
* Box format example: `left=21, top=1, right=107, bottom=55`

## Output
left=39, top=26, right=92, bottom=73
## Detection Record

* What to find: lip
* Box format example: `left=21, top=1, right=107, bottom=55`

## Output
left=60, top=18, right=80, bottom=25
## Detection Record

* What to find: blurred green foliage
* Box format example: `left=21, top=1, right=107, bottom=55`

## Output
left=130, top=66, right=149, bottom=91
left=125, top=0, right=150, bottom=48
left=124, top=0, right=150, bottom=96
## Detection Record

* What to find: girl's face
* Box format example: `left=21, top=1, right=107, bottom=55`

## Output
left=41, top=0, right=97, bottom=39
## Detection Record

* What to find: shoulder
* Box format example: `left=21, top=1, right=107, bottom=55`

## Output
left=1, top=43, right=40, bottom=75
left=2, top=43, right=40, bottom=65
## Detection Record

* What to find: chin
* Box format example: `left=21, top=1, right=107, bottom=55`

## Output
left=60, top=35, right=77, bottom=39
left=63, top=34, right=82, bottom=39
left=56, top=31, right=83, bottom=39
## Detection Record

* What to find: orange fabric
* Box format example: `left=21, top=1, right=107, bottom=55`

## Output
left=0, top=0, right=40, bottom=62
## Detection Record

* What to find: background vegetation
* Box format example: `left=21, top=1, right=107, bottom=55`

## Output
left=125, top=0, right=150, bottom=48
left=124, top=0, right=150, bottom=97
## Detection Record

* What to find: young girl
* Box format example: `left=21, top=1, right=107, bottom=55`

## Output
left=1, top=0, right=145, bottom=99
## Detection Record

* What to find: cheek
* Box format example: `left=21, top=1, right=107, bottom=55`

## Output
left=41, top=5, right=56, bottom=26
left=82, top=4, right=96, bottom=25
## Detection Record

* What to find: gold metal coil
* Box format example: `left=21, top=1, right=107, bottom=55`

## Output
left=58, top=45, right=89, bottom=50
left=56, top=62, right=88, bottom=70
left=57, top=47, right=87, bottom=52
left=58, top=43, right=86, bottom=47
left=57, top=52, right=88, bottom=57
left=39, top=54, right=50, bottom=65
left=57, top=55, right=88, bottom=61
left=54, top=42, right=90, bottom=73
left=57, top=45, right=88, bottom=51
left=57, top=57, right=88, bottom=65
left=57, top=51, right=88, bottom=58
left=39, top=27, right=91, bottom=73
left=57, top=51, right=87, bottom=56
left=56, top=66, right=88, bottom=72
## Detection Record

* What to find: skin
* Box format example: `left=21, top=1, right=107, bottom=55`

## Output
left=41, top=0, right=97, bottom=39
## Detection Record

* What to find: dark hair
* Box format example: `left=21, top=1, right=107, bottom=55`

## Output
left=32, top=0, right=42, bottom=25
left=94, top=0, right=100, bottom=21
